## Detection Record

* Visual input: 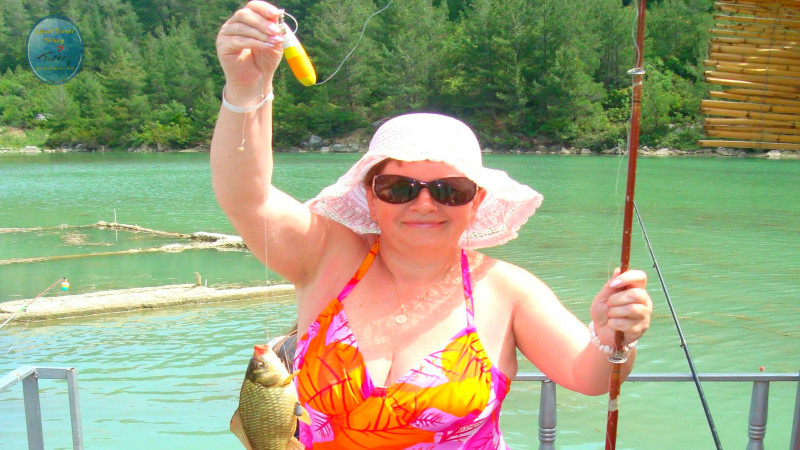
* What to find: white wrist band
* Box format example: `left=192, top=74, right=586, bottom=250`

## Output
left=221, top=85, right=274, bottom=113
left=589, top=321, right=636, bottom=355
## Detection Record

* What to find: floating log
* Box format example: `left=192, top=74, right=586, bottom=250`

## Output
left=94, top=221, right=192, bottom=238
left=0, top=221, right=246, bottom=266
left=0, top=239, right=247, bottom=266
left=0, top=224, right=94, bottom=234
left=699, top=139, right=800, bottom=150
left=704, top=129, right=800, bottom=143
left=0, top=284, right=297, bottom=323
left=709, top=90, right=800, bottom=107
left=702, top=99, right=800, bottom=114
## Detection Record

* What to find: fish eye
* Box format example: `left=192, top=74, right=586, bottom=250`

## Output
left=256, top=362, right=265, bottom=369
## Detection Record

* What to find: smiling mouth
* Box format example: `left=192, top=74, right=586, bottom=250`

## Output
left=404, top=220, right=445, bottom=229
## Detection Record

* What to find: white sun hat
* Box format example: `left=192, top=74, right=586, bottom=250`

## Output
left=306, top=113, right=543, bottom=249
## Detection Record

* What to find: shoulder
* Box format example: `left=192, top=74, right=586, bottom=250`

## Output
left=469, top=252, right=554, bottom=306
left=295, top=228, right=375, bottom=332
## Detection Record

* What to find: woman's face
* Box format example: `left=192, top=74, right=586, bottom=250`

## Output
left=366, top=160, right=485, bottom=249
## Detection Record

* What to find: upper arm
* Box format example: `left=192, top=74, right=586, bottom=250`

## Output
left=225, top=185, right=361, bottom=286
left=509, top=268, right=590, bottom=390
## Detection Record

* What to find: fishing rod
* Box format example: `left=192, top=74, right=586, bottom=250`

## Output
left=633, top=202, right=723, bottom=449
left=0, top=277, right=69, bottom=331
left=605, top=0, right=646, bottom=448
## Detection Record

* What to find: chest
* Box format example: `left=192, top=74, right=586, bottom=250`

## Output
left=294, top=297, right=511, bottom=436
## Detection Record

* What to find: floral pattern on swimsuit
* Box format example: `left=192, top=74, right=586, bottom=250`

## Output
left=293, top=241, right=511, bottom=449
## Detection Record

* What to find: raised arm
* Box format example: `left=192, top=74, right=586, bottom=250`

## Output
left=210, top=2, right=345, bottom=285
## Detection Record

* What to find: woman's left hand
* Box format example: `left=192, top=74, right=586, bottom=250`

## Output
left=590, top=268, right=653, bottom=348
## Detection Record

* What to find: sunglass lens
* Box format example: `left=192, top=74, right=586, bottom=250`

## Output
left=432, top=178, right=477, bottom=206
left=374, top=175, right=416, bottom=204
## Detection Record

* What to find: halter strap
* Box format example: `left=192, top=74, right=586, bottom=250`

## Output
left=337, top=240, right=380, bottom=301
left=460, top=249, right=475, bottom=328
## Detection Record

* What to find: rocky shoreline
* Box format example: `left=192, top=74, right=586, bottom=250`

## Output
left=2, top=141, right=798, bottom=159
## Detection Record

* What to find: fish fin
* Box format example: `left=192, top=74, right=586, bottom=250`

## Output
left=229, top=409, right=254, bottom=450
left=286, top=437, right=305, bottom=450
left=294, top=401, right=311, bottom=424
left=281, top=370, right=299, bottom=386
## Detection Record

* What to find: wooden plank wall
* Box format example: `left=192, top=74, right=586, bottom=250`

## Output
left=701, top=0, right=800, bottom=150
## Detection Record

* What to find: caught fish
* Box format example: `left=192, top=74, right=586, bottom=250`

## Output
left=230, top=343, right=309, bottom=450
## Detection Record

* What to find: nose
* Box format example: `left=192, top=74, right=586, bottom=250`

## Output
left=409, top=187, right=438, bottom=212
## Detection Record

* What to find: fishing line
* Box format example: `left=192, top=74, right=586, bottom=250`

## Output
left=255, top=34, right=275, bottom=345
left=2, top=321, right=31, bottom=356
left=256, top=0, right=395, bottom=344
left=312, top=0, right=394, bottom=86
left=0, top=277, right=69, bottom=332
left=633, top=202, right=723, bottom=450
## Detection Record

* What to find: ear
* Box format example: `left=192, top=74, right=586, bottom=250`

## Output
left=366, top=186, right=378, bottom=221
left=468, top=188, right=487, bottom=223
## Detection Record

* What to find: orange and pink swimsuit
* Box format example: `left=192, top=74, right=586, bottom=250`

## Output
left=294, top=241, right=511, bottom=449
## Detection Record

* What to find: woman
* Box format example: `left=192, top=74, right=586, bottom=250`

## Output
left=212, top=2, right=652, bottom=448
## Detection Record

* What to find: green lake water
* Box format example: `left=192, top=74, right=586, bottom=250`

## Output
left=1, top=152, right=798, bottom=449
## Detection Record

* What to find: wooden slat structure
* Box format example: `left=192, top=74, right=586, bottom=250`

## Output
left=701, top=0, right=800, bottom=150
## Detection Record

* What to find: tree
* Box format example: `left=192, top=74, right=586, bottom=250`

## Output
left=97, top=48, right=149, bottom=147
left=0, top=0, right=31, bottom=71
left=371, top=0, right=453, bottom=112
left=304, top=0, right=384, bottom=113
left=647, top=0, right=713, bottom=73
left=141, top=22, right=213, bottom=108
left=443, top=0, right=539, bottom=136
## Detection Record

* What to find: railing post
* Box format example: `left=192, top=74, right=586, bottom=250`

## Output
left=65, top=368, right=84, bottom=449
left=22, top=371, right=45, bottom=450
left=746, top=380, right=769, bottom=450
left=538, top=379, right=557, bottom=450
left=791, top=370, right=799, bottom=450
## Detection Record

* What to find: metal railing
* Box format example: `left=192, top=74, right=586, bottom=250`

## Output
left=2, top=366, right=797, bottom=449
left=515, top=372, right=800, bottom=450
left=0, top=366, right=83, bottom=450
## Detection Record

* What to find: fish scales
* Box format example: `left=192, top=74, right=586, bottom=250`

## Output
left=238, top=378, right=298, bottom=449
left=231, top=344, right=306, bottom=450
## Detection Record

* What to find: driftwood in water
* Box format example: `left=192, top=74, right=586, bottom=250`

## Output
left=94, top=220, right=192, bottom=238
left=0, top=224, right=94, bottom=233
left=0, top=221, right=246, bottom=266
left=0, top=284, right=296, bottom=323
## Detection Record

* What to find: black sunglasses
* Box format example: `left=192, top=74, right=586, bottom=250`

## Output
left=372, top=174, right=478, bottom=206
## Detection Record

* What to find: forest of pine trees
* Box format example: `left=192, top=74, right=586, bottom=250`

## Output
left=0, top=0, right=713, bottom=151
